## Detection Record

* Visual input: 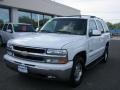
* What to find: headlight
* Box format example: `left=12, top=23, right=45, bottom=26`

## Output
left=47, top=49, right=67, bottom=55
left=7, top=42, right=13, bottom=50
left=7, top=42, right=13, bottom=56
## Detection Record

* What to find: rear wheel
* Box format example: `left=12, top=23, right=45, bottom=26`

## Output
left=69, top=56, right=84, bottom=87
left=102, top=46, right=109, bottom=63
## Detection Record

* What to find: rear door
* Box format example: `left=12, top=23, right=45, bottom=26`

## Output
left=101, top=20, right=111, bottom=45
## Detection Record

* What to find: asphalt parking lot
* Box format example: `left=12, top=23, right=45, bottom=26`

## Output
left=0, top=39, right=120, bottom=90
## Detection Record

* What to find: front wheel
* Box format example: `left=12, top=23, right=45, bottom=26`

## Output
left=0, top=37, right=3, bottom=47
left=69, top=56, right=84, bottom=87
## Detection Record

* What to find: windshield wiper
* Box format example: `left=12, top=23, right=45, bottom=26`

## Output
left=40, top=30, right=74, bottom=35
left=40, top=30, right=53, bottom=33
left=56, top=31, right=73, bottom=34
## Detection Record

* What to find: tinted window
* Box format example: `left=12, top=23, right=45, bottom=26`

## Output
left=3, top=24, right=8, bottom=31
left=89, top=20, right=97, bottom=30
left=41, top=18, right=87, bottom=35
left=14, top=24, right=35, bottom=32
left=96, top=20, right=104, bottom=33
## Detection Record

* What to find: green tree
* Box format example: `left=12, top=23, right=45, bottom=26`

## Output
left=107, top=22, right=120, bottom=30
left=114, top=23, right=120, bottom=29
left=107, top=22, right=114, bottom=30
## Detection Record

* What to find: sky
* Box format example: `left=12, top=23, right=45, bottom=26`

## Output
left=52, top=0, right=120, bottom=23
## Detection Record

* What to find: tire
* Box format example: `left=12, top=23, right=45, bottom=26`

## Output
left=0, top=37, right=3, bottom=47
left=102, top=46, right=109, bottom=63
left=69, top=55, right=84, bottom=87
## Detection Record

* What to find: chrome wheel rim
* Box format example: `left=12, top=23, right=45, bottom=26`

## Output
left=74, top=63, right=82, bottom=82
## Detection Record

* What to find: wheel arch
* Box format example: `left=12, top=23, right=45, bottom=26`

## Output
left=106, top=42, right=110, bottom=46
left=73, top=51, right=87, bottom=67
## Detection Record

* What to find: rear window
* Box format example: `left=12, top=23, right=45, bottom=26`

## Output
left=14, top=24, right=35, bottom=32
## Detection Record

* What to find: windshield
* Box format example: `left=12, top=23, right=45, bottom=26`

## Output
left=14, top=24, right=35, bottom=32
left=41, top=18, right=87, bottom=35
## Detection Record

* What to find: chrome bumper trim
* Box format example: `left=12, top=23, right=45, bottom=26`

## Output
left=4, top=54, right=73, bottom=80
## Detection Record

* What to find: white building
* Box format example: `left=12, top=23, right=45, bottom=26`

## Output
left=0, top=0, right=80, bottom=28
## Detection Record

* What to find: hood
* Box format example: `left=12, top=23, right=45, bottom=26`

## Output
left=10, top=33, right=85, bottom=49
left=13, top=32, right=36, bottom=39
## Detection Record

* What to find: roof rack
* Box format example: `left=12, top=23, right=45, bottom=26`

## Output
left=64, top=15, right=81, bottom=17
left=82, top=15, right=96, bottom=18
left=63, top=15, right=96, bottom=18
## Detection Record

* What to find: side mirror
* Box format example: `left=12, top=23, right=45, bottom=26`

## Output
left=89, top=30, right=101, bottom=36
left=35, top=27, right=41, bottom=32
left=6, top=29, right=12, bottom=33
left=35, top=28, right=39, bottom=32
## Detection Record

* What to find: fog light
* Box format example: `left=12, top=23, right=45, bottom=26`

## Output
left=45, top=57, right=68, bottom=64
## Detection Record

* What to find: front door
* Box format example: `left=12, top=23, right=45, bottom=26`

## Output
left=87, top=19, right=101, bottom=64
left=4, top=24, right=13, bottom=43
left=1, top=24, right=8, bottom=43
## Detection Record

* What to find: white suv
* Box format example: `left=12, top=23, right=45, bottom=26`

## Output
left=4, top=15, right=110, bottom=87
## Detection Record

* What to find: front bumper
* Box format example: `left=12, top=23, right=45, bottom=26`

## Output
left=4, top=54, right=73, bottom=80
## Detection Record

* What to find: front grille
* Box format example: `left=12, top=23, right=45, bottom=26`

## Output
left=13, top=46, right=46, bottom=54
left=14, top=53, right=45, bottom=62
left=12, top=45, right=46, bottom=62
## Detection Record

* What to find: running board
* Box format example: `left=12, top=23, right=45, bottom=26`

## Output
left=86, top=56, right=104, bottom=70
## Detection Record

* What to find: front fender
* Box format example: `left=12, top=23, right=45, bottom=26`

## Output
left=62, top=40, right=88, bottom=61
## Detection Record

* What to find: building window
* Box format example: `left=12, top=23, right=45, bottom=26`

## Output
left=0, top=8, right=10, bottom=29
left=32, top=13, right=44, bottom=28
left=38, top=14, right=44, bottom=28
left=32, top=13, right=39, bottom=28
left=18, top=11, right=32, bottom=24
left=18, top=10, right=54, bottom=28
left=43, top=14, right=53, bottom=24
